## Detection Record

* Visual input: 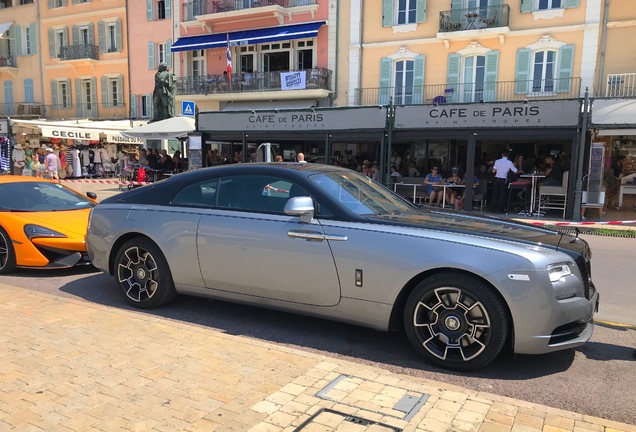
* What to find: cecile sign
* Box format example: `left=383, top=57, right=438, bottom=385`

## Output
left=39, top=126, right=100, bottom=141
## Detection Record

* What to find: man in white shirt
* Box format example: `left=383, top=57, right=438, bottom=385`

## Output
left=12, top=144, right=25, bottom=175
left=491, top=150, right=518, bottom=213
left=297, top=153, right=307, bottom=163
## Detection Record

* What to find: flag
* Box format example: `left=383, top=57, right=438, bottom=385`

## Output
left=226, top=35, right=232, bottom=79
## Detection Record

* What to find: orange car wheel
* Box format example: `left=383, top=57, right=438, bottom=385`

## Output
left=0, top=226, right=17, bottom=274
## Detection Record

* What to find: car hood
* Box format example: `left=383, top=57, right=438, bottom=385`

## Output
left=366, top=209, right=577, bottom=252
left=12, top=209, right=91, bottom=237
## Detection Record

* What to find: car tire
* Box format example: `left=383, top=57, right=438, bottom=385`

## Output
left=0, top=226, right=17, bottom=274
left=404, top=273, right=509, bottom=371
left=114, top=237, right=177, bottom=309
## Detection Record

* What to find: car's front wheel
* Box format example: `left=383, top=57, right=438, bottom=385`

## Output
left=115, top=238, right=177, bottom=309
left=0, top=227, right=17, bottom=274
left=404, top=273, right=509, bottom=371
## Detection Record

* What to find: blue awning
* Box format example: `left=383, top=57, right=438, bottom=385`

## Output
left=171, top=21, right=325, bottom=52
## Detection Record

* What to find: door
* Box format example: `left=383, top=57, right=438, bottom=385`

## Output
left=462, top=55, right=485, bottom=102
left=196, top=175, right=341, bottom=306
left=394, top=59, right=414, bottom=105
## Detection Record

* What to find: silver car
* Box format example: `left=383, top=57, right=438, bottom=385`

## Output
left=87, top=164, right=599, bottom=371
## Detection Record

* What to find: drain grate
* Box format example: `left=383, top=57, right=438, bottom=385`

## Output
left=293, top=408, right=402, bottom=432
left=315, top=374, right=428, bottom=421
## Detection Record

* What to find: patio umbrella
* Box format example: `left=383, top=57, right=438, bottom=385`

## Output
left=120, top=116, right=195, bottom=140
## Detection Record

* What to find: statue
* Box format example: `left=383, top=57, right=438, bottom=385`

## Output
left=152, top=62, right=175, bottom=122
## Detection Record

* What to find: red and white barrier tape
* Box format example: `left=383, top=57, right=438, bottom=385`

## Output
left=61, top=179, right=120, bottom=185
left=529, top=220, right=636, bottom=227
left=118, top=181, right=151, bottom=187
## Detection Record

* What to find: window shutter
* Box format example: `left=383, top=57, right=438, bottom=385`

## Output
left=557, top=44, right=574, bottom=93
left=72, top=25, right=79, bottom=45
left=88, top=23, right=95, bottom=45
left=101, top=76, right=108, bottom=106
left=131, top=94, right=137, bottom=118
left=29, top=23, right=37, bottom=54
left=446, top=53, right=460, bottom=103
left=166, top=39, right=172, bottom=67
left=51, top=80, right=59, bottom=108
left=48, top=0, right=54, bottom=7
left=90, top=77, right=97, bottom=115
left=148, top=42, right=155, bottom=69
left=72, top=0, right=79, bottom=4
left=62, top=0, right=67, bottom=5
left=165, top=0, right=171, bottom=18
left=564, top=0, right=579, bottom=8
left=520, top=0, right=533, bottom=13
left=48, top=28, right=56, bottom=58
left=145, top=93, right=152, bottom=118
left=412, top=55, right=425, bottom=104
left=24, top=79, right=34, bottom=103
left=514, top=48, right=531, bottom=94
left=63, top=27, right=68, bottom=47
left=416, top=0, right=426, bottom=23
left=483, top=51, right=499, bottom=102
left=115, top=19, right=122, bottom=52
left=147, top=0, right=153, bottom=20
left=14, top=25, right=23, bottom=56
left=116, top=76, right=123, bottom=107
left=379, top=57, right=392, bottom=105
left=382, top=0, right=393, bottom=27
left=75, top=78, right=82, bottom=117
left=4, top=81, right=14, bottom=114
left=65, top=79, right=71, bottom=106
left=98, top=21, right=106, bottom=53
left=450, top=0, right=463, bottom=23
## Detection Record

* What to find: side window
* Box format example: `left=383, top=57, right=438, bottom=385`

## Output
left=216, top=175, right=311, bottom=214
left=172, top=180, right=216, bottom=208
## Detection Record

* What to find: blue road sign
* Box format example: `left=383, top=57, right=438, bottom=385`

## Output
left=182, top=100, right=195, bottom=116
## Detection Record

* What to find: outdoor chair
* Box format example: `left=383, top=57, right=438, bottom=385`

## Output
left=538, top=171, right=569, bottom=218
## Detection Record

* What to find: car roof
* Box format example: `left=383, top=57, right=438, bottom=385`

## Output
left=0, top=176, right=60, bottom=185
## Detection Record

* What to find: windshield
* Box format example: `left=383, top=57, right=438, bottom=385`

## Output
left=309, top=171, right=415, bottom=215
left=0, top=182, right=96, bottom=212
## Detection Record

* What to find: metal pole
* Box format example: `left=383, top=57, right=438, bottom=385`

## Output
left=572, top=87, right=590, bottom=221
left=384, top=97, right=394, bottom=187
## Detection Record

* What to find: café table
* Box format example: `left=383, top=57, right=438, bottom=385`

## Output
left=438, top=183, right=465, bottom=208
left=520, top=173, right=545, bottom=216
left=393, top=182, right=422, bottom=204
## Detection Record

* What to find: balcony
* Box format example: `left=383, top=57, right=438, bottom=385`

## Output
left=606, top=73, right=636, bottom=97
left=354, top=78, right=581, bottom=106
left=45, top=103, right=128, bottom=120
left=0, top=102, right=41, bottom=117
left=177, top=68, right=331, bottom=97
left=182, top=0, right=316, bottom=22
left=58, top=44, right=99, bottom=61
left=439, top=4, right=510, bottom=33
left=0, top=54, right=16, bottom=68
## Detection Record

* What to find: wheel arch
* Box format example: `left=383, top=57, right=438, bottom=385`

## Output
left=388, top=268, right=515, bottom=350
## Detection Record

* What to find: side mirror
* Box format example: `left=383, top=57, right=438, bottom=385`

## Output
left=87, top=192, right=97, bottom=200
left=284, top=196, right=314, bottom=223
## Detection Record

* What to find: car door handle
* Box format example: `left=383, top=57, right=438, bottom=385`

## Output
left=288, top=230, right=325, bottom=241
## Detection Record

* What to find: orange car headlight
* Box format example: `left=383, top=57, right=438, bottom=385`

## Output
left=24, top=224, right=68, bottom=240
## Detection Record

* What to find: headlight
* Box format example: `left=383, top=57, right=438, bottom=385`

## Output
left=24, top=224, right=67, bottom=240
left=547, top=263, right=572, bottom=283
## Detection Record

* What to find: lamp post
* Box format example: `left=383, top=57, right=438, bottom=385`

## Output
left=384, top=96, right=395, bottom=188
left=572, top=87, right=590, bottom=221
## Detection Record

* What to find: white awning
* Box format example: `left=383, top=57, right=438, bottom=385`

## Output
left=120, top=116, right=195, bottom=140
left=10, top=119, right=149, bottom=141
left=222, top=99, right=316, bottom=111
left=0, top=22, right=13, bottom=36
left=596, top=129, right=636, bottom=136
left=591, top=98, right=636, bottom=127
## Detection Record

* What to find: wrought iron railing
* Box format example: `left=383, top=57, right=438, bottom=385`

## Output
left=439, top=4, right=510, bottom=32
left=0, top=102, right=42, bottom=117
left=45, top=103, right=127, bottom=120
left=606, top=73, right=636, bottom=97
left=58, top=44, right=99, bottom=61
left=0, top=54, right=16, bottom=68
left=354, top=77, right=581, bottom=106
left=182, top=0, right=316, bottom=20
left=176, top=68, right=331, bottom=95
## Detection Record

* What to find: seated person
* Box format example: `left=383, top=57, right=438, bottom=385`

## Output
left=146, top=149, right=158, bottom=169
left=138, top=149, right=149, bottom=167
left=543, top=154, right=563, bottom=186
left=446, top=167, right=464, bottom=209
left=172, top=150, right=183, bottom=172
left=159, top=149, right=174, bottom=171
left=423, top=166, right=444, bottom=206
left=407, top=162, right=420, bottom=177
left=455, top=175, right=480, bottom=211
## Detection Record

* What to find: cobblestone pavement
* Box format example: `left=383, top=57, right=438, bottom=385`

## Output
left=1, top=283, right=635, bottom=432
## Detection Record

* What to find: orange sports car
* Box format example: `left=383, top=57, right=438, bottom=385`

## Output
left=0, top=176, right=97, bottom=274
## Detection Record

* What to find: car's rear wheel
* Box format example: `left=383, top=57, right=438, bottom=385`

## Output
left=404, top=273, right=509, bottom=371
left=0, top=227, right=17, bottom=274
left=115, top=238, right=177, bottom=309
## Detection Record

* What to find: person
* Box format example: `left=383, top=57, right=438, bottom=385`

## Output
left=455, top=175, right=480, bottom=211
left=35, top=147, right=46, bottom=178
left=491, top=150, right=518, bottom=213
left=44, top=148, right=59, bottom=182
left=159, top=149, right=173, bottom=171
left=543, top=154, right=563, bottom=186
left=371, top=164, right=381, bottom=182
left=297, top=152, right=307, bottom=163
left=424, top=166, right=444, bottom=206
left=513, top=154, right=527, bottom=175
left=606, top=155, right=626, bottom=207
left=152, top=62, right=176, bottom=121
left=407, top=161, right=420, bottom=177
left=24, top=148, right=33, bottom=177
left=138, top=149, right=149, bottom=167
left=275, top=154, right=283, bottom=162
left=172, top=150, right=182, bottom=171
left=390, top=165, right=402, bottom=178
left=445, top=167, right=464, bottom=209
left=122, top=152, right=136, bottom=179
left=390, top=151, right=402, bottom=171
left=146, top=149, right=158, bottom=169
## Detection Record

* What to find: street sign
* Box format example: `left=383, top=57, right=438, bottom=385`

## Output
left=182, top=100, right=195, bottom=117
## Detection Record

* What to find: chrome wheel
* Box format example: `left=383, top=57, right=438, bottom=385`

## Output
left=412, top=287, right=491, bottom=362
left=117, top=246, right=160, bottom=303
left=404, top=274, right=508, bottom=371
